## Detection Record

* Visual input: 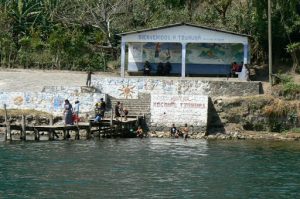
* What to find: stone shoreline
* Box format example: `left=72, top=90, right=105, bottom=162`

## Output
left=1, top=129, right=300, bottom=141
left=148, top=131, right=300, bottom=141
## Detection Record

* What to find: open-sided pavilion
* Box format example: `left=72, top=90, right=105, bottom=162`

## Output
left=119, top=23, right=250, bottom=80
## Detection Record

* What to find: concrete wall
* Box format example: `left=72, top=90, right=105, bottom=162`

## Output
left=0, top=77, right=260, bottom=129
left=92, top=77, right=260, bottom=99
left=151, top=94, right=208, bottom=128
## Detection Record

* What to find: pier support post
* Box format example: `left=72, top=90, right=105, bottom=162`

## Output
left=4, top=104, right=8, bottom=141
left=34, top=128, right=40, bottom=141
left=63, top=129, right=66, bottom=140
left=7, top=122, right=11, bottom=141
left=86, top=120, right=92, bottom=139
left=20, top=115, right=26, bottom=140
left=75, top=127, right=80, bottom=140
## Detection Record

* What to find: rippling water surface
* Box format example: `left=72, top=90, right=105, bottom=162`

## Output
left=1, top=138, right=300, bottom=198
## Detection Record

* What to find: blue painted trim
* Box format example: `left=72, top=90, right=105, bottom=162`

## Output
left=128, top=62, right=231, bottom=75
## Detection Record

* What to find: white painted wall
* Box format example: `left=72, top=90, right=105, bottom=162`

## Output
left=151, top=94, right=208, bottom=127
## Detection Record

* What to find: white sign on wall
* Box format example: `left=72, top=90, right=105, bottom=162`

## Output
left=123, top=25, right=248, bottom=44
left=151, top=94, right=208, bottom=127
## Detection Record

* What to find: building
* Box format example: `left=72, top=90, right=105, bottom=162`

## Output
left=119, top=23, right=250, bottom=79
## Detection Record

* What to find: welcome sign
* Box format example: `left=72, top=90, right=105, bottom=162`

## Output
left=151, top=94, right=208, bottom=127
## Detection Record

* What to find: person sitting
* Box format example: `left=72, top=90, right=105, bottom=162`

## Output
left=94, top=98, right=105, bottom=122
left=136, top=126, right=144, bottom=138
left=231, top=62, right=239, bottom=77
left=170, top=124, right=177, bottom=137
left=156, top=62, right=164, bottom=76
left=143, top=61, right=151, bottom=76
left=163, top=62, right=172, bottom=76
left=182, top=123, right=189, bottom=141
left=237, top=62, right=243, bottom=72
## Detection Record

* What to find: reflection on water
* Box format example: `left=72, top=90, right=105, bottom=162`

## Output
left=0, top=138, right=300, bottom=198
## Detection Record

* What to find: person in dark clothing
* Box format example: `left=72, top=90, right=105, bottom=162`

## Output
left=115, top=101, right=121, bottom=120
left=170, top=124, right=178, bottom=137
left=143, top=61, right=151, bottom=76
left=63, top=99, right=73, bottom=125
left=94, top=98, right=106, bottom=122
left=164, top=62, right=172, bottom=76
left=156, top=62, right=164, bottom=76
left=86, top=71, right=93, bottom=87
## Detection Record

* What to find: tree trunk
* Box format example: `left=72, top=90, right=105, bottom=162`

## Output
left=290, top=50, right=299, bottom=73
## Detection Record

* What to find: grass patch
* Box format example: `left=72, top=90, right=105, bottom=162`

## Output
left=284, top=128, right=300, bottom=133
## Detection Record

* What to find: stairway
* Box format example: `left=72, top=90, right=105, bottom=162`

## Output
left=109, top=93, right=151, bottom=116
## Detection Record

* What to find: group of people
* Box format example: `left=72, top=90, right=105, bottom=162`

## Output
left=170, top=123, right=189, bottom=140
left=143, top=61, right=172, bottom=76
left=114, top=101, right=129, bottom=121
left=94, top=98, right=106, bottom=122
left=64, top=99, right=189, bottom=140
left=63, top=99, right=80, bottom=125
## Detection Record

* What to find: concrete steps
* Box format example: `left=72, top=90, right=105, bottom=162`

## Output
left=109, top=93, right=151, bottom=116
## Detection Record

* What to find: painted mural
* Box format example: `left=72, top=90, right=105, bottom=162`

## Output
left=93, top=77, right=210, bottom=99
left=0, top=89, right=105, bottom=116
left=128, top=42, right=243, bottom=65
left=128, top=42, right=182, bottom=64
left=186, top=43, right=243, bottom=64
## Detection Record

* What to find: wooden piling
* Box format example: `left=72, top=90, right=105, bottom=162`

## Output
left=48, top=115, right=54, bottom=141
left=86, top=120, right=92, bottom=139
left=20, top=115, right=26, bottom=140
left=34, top=128, right=39, bottom=141
left=75, top=127, right=80, bottom=140
left=4, top=104, right=8, bottom=141
left=110, top=111, right=113, bottom=126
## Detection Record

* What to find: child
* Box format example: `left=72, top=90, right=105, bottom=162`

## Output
left=136, top=126, right=143, bottom=138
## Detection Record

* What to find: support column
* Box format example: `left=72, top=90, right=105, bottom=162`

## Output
left=243, top=43, right=248, bottom=64
left=181, top=43, right=187, bottom=78
left=121, top=40, right=126, bottom=78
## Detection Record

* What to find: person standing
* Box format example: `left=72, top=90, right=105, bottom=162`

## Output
left=115, top=101, right=121, bottom=120
left=99, top=98, right=106, bottom=118
left=86, top=71, right=93, bottom=87
left=63, top=99, right=73, bottom=125
left=73, top=100, right=80, bottom=124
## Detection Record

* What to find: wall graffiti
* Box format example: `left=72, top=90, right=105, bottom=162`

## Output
left=151, top=94, right=208, bottom=127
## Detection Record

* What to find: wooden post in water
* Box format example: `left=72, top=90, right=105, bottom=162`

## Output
left=20, top=115, right=26, bottom=140
left=34, top=128, right=39, bottom=141
left=4, top=104, right=8, bottom=141
left=86, top=120, right=92, bottom=139
left=49, top=115, right=54, bottom=141
left=34, top=115, right=40, bottom=141
left=7, top=121, right=11, bottom=141
left=63, top=129, right=66, bottom=140
left=110, top=110, right=113, bottom=126
left=3, top=104, right=12, bottom=141
left=75, top=127, right=80, bottom=140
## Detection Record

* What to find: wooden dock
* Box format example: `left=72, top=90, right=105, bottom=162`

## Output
left=0, top=116, right=141, bottom=141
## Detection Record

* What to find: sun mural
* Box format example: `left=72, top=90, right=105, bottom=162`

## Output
left=118, top=84, right=135, bottom=99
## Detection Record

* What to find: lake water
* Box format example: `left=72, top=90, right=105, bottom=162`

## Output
left=0, top=138, right=300, bottom=199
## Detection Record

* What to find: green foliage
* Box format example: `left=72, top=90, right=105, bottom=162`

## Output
left=275, top=74, right=300, bottom=98
left=0, top=0, right=299, bottom=71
